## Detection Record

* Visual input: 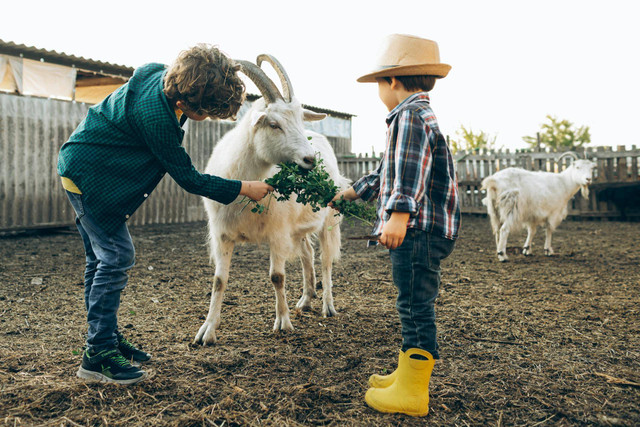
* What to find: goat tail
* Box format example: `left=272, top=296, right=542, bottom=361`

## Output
left=497, top=189, right=520, bottom=228
left=481, top=178, right=501, bottom=235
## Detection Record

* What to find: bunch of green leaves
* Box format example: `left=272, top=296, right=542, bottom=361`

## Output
left=264, top=160, right=337, bottom=212
left=239, top=156, right=378, bottom=226
left=331, top=197, right=377, bottom=226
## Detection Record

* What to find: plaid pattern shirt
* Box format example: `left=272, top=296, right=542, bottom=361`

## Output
left=352, top=92, right=460, bottom=241
left=57, top=63, right=242, bottom=235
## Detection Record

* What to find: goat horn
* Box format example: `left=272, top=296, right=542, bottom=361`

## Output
left=558, top=151, right=580, bottom=163
left=257, top=54, right=294, bottom=103
left=235, top=59, right=283, bottom=105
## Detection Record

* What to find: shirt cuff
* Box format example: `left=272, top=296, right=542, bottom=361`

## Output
left=210, top=178, right=242, bottom=205
left=385, top=192, right=419, bottom=216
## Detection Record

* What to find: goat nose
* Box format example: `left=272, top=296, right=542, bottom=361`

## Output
left=303, top=156, right=316, bottom=167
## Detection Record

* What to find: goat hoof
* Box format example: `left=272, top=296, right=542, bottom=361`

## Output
left=322, top=305, right=337, bottom=318
left=273, top=317, right=294, bottom=332
left=295, top=296, right=313, bottom=311
left=194, top=323, right=217, bottom=346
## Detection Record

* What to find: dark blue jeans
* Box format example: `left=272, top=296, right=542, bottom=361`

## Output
left=389, top=229, right=455, bottom=359
left=66, top=191, right=135, bottom=353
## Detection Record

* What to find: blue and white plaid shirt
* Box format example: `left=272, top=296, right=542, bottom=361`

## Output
left=352, top=92, right=460, bottom=241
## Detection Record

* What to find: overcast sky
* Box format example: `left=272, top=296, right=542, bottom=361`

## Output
left=2, top=0, right=639, bottom=154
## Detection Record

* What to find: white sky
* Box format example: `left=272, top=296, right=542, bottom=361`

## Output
left=2, top=0, right=639, bottom=154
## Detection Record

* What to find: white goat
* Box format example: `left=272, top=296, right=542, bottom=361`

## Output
left=481, top=153, right=596, bottom=261
left=194, top=55, right=350, bottom=345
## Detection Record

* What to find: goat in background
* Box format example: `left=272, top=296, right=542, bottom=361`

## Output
left=481, top=152, right=596, bottom=261
left=194, top=55, right=350, bottom=345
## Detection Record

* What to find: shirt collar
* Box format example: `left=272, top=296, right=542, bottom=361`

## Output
left=386, top=92, right=431, bottom=125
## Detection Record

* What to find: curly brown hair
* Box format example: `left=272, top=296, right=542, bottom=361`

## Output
left=164, top=44, right=246, bottom=119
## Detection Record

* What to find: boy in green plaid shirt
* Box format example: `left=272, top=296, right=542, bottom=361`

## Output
left=58, top=44, right=272, bottom=384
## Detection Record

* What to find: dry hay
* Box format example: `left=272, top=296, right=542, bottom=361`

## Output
left=1, top=215, right=639, bottom=426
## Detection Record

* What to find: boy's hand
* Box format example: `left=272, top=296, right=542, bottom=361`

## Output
left=240, top=181, right=274, bottom=201
left=379, top=212, right=410, bottom=250
left=329, top=187, right=359, bottom=209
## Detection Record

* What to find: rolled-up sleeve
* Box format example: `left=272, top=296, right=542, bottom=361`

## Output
left=143, top=118, right=241, bottom=204
left=385, top=109, right=431, bottom=216
left=352, top=161, right=382, bottom=202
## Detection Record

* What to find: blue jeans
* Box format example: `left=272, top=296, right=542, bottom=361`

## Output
left=65, top=191, right=135, bottom=353
left=389, top=229, right=455, bottom=359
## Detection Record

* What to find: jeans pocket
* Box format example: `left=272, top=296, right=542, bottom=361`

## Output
left=66, top=191, right=85, bottom=219
left=427, top=235, right=456, bottom=270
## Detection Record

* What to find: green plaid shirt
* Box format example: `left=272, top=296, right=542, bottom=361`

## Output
left=57, top=63, right=241, bottom=234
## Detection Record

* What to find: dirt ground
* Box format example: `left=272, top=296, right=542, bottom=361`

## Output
left=1, top=215, right=639, bottom=426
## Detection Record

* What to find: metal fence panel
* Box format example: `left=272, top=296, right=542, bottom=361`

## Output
left=0, top=94, right=355, bottom=232
left=0, top=94, right=87, bottom=230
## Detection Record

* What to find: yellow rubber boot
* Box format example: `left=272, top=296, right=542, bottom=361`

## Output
left=368, top=350, right=404, bottom=388
left=365, top=348, right=434, bottom=417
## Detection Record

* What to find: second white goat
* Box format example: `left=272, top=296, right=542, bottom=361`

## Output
left=481, top=153, right=596, bottom=261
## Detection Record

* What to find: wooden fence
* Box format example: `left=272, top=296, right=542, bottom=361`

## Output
left=338, top=146, right=640, bottom=220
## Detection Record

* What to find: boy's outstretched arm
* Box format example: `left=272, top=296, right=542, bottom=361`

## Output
left=330, top=187, right=359, bottom=205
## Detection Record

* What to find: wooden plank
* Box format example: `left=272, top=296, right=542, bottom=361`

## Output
left=631, top=145, right=639, bottom=181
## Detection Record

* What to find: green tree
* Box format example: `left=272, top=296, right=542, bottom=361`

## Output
left=449, top=125, right=497, bottom=154
left=523, top=115, right=590, bottom=150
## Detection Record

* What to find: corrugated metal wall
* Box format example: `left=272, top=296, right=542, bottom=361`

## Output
left=1, top=94, right=86, bottom=231
left=0, top=93, right=353, bottom=232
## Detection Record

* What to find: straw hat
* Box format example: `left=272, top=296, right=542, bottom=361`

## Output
left=357, top=34, right=451, bottom=83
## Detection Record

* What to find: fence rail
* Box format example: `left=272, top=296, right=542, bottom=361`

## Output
left=2, top=91, right=638, bottom=233
left=335, top=146, right=640, bottom=220
left=455, top=146, right=640, bottom=218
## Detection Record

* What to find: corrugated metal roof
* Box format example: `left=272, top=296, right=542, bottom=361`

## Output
left=0, top=39, right=354, bottom=118
left=0, top=39, right=134, bottom=77
left=245, top=94, right=355, bottom=119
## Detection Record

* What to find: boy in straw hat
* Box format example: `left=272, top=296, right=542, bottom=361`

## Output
left=332, top=34, right=460, bottom=416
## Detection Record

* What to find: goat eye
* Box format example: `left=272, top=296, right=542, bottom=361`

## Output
left=269, top=122, right=280, bottom=130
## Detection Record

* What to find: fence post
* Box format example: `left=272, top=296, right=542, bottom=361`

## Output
left=631, top=145, right=639, bottom=181
left=617, top=145, right=628, bottom=181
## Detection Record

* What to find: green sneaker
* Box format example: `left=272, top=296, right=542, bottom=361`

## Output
left=116, top=331, right=152, bottom=364
left=77, top=348, right=147, bottom=385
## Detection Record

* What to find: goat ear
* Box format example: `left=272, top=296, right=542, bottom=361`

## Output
left=251, top=111, right=267, bottom=128
left=303, top=109, right=326, bottom=122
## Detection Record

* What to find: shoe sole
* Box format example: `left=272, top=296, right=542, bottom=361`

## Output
left=77, top=367, right=148, bottom=385
left=129, top=354, right=152, bottom=368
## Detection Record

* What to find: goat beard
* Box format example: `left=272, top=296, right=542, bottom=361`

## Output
left=580, top=185, right=590, bottom=199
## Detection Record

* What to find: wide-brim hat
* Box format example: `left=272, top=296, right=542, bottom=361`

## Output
left=357, top=34, right=451, bottom=83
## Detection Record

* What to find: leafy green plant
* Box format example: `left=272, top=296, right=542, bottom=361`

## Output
left=331, top=197, right=376, bottom=226
left=240, top=157, right=377, bottom=226
left=264, top=160, right=337, bottom=212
